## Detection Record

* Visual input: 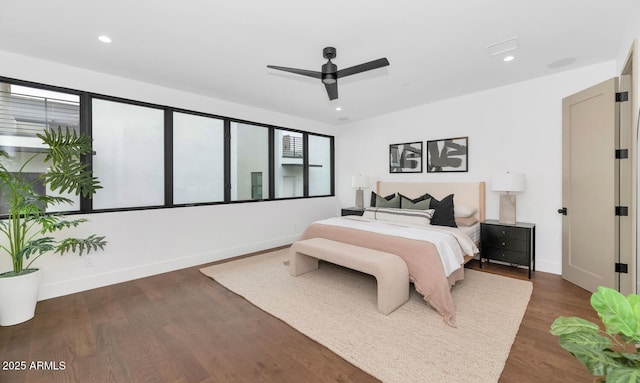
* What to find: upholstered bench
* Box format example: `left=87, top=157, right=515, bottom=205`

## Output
left=289, top=238, right=409, bottom=315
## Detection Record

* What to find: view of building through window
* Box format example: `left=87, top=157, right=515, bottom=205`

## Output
left=0, top=79, right=334, bottom=214
left=230, top=122, right=270, bottom=201
left=0, top=82, right=81, bottom=213
left=275, top=129, right=303, bottom=198
left=173, top=112, right=224, bottom=204
left=91, top=98, right=165, bottom=209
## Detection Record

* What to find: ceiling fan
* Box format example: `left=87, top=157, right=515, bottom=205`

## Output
left=267, top=47, right=389, bottom=100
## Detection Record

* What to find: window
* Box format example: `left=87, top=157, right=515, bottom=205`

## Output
left=91, top=98, right=164, bottom=209
left=173, top=112, right=224, bottom=204
left=230, top=122, right=269, bottom=201
left=308, top=134, right=332, bottom=196
left=274, top=129, right=303, bottom=198
left=1, top=77, right=335, bottom=215
left=0, top=82, right=81, bottom=212
left=251, top=172, right=263, bottom=199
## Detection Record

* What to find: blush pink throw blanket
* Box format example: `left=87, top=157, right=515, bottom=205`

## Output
left=299, top=223, right=465, bottom=327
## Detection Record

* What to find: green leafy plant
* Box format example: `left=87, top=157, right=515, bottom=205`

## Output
left=550, top=286, right=640, bottom=382
left=0, top=127, right=107, bottom=277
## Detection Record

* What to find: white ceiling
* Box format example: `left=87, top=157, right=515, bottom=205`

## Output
left=0, top=0, right=637, bottom=125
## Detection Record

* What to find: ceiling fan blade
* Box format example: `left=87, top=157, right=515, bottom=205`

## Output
left=324, top=82, right=338, bottom=100
left=267, top=65, right=322, bottom=79
left=336, top=58, right=390, bottom=78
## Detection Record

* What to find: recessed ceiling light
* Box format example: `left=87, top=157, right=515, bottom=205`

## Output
left=503, top=55, right=515, bottom=62
left=335, top=107, right=342, bottom=111
left=98, top=35, right=112, bottom=44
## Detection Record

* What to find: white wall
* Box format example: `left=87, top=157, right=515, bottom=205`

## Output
left=32, top=199, right=336, bottom=299
left=615, top=1, right=640, bottom=75
left=335, top=60, right=617, bottom=275
left=0, top=50, right=338, bottom=300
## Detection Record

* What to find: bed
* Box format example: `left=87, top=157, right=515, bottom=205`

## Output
left=297, top=181, right=485, bottom=327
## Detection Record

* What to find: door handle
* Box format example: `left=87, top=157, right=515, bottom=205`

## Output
left=558, top=207, right=567, bottom=215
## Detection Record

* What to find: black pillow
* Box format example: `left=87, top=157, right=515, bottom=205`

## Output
left=425, top=194, right=457, bottom=227
left=370, top=192, right=399, bottom=208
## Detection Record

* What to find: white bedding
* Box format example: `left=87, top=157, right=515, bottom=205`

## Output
left=458, top=222, right=481, bottom=244
left=315, top=216, right=478, bottom=277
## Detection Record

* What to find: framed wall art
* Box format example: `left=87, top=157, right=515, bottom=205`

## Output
left=389, top=142, right=423, bottom=173
left=426, top=137, right=468, bottom=173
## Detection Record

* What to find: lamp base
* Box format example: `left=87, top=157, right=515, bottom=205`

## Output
left=355, top=189, right=364, bottom=209
left=499, top=194, right=517, bottom=225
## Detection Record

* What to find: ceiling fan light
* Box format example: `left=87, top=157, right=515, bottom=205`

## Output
left=322, top=73, right=337, bottom=84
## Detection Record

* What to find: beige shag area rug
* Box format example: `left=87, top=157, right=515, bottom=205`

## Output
left=200, top=248, right=532, bottom=383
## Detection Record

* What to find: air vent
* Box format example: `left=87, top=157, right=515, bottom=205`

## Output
left=485, top=36, right=519, bottom=57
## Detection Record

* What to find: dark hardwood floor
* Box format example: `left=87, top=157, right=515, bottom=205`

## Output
left=0, top=250, right=598, bottom=383
left=466, top=260, right=599, bottom=382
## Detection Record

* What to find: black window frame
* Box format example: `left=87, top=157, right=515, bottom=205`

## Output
left=0, top=76, right=335, bottom=217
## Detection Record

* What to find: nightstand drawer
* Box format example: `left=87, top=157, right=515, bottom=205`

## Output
left=484, top=238, right=528, bottom=252
left=341, top=208, right=365, bottom=217
left=482, top=224, right=527, bottom=240
left=479, top=220, right=535, bottom=278
left=482, top=248, right=529, bottom=265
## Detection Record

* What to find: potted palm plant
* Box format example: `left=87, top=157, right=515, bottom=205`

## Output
left=0, top=127, right=107, bottom=326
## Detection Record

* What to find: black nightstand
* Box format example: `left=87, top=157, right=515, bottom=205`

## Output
left=480, top=220, right=536, bottom=278
left=341, top=207, right=365, bottom=217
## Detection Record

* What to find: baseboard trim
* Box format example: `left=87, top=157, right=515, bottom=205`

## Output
left=477, top=258, right=561, bottom=276
left=38, top=235, right=299, bottom=301
left=534, top=259, right=561, bottom=275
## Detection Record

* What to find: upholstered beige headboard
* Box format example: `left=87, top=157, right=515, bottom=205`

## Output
left=376, top=181, right=486, bottom=222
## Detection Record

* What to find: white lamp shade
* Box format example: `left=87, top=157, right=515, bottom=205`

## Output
left=492, top=172, right=525, bottom=192
left=351, top=175, right=369, bottom=188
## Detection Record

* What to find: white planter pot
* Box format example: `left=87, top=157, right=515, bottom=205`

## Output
left=0, top=269, right=41, bottom=326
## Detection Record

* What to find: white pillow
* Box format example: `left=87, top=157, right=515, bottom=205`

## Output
left=363, top=207, right=435, bottom=226
left=455, top=216, right=479, bottom=227
left=454, top=203, right=477, bottom=218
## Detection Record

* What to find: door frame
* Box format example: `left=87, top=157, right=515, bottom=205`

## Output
left=621, top=39, right=639, bottom=294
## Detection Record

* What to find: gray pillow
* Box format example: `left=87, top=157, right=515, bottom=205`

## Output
left=400, top=195, right=431, bottom=210
left=370, top=192, right=398, bottom=208
left=376, top=194, right=401, bottom=208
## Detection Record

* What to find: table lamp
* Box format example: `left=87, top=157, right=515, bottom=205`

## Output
left=492, top=172, right=525, bottom=225
left=351, top=175, right=368, bottom=209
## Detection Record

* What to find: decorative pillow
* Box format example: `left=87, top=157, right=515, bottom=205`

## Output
left=425, top=193, right=457, bottom=227
left=399, top=193, right=431, bottom=210
left=455, top=216, right=479, bottom=227
left=363, top=207, right=435, bottom=226
left=370, top=192, right=400, bottom=208
left=454, top=203, right=477, bottom=218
